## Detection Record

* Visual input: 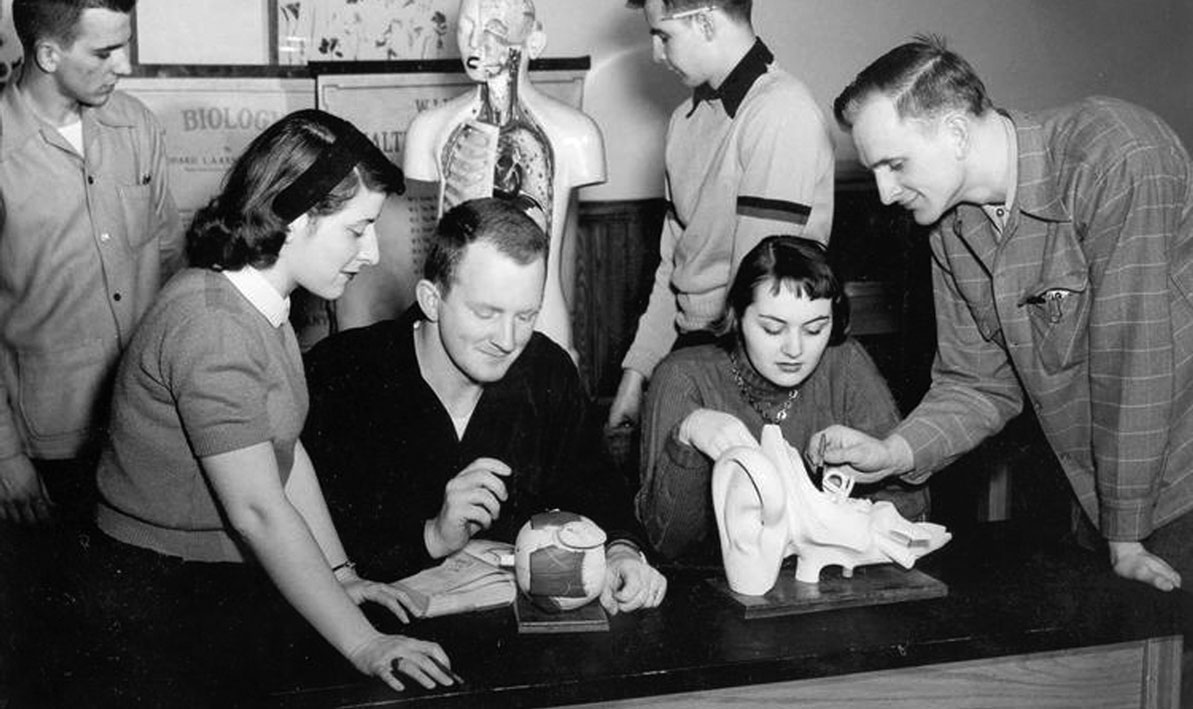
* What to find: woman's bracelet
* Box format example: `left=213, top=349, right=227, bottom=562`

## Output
left=331, top=560, right=356, bottom=576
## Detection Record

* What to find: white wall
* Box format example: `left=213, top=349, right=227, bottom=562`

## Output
left=536, top=0, right=1191, bottom=199
left=136, top=0, right=271, bottom=64
left=130, top=0, right=1191, bottom=201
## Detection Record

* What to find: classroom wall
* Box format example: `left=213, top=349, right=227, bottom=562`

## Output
left=130, top=0, right=1192, bottom=200
left=539, top=0, right=1193, bottom=199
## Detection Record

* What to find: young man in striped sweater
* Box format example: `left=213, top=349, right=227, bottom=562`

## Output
left=608, top=0, right=835, bottom=431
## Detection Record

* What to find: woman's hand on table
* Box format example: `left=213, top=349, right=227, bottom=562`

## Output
left=349, top=633, right=457, bottom=693
left=337, top=566, right=417, bottom=624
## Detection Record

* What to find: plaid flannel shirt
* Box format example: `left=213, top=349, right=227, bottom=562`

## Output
left=894, top=97, right=1193, bottom=541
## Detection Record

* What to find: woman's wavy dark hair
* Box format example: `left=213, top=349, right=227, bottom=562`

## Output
left=716, top=235, right=850, bottom=345
left=186, top=110, right=397, bottom=271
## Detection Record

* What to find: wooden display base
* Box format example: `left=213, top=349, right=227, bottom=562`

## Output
left=709, top=564, right=947, bottom=619
left=514, top=593, right=610, bottom=634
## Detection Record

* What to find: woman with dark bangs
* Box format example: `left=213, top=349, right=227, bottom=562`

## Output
left=636, top=235, right=928, bottom=564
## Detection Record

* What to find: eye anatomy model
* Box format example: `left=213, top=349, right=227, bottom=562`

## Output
left=514, top=510, right=607, bottom=612
left=712, top=425, right=951, bottom=596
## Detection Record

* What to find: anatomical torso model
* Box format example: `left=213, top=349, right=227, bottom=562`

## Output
left=404, top=0, right=605, bottom=357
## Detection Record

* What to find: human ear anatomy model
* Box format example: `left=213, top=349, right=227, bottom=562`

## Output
left=712, top=425, right=951, bottom=596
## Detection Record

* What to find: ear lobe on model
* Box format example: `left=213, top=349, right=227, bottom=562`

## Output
left=715, top=458, right=765, bottom=552
left=414, top=279, right=442, bottom=322
left=713, top=447, right=789, bottom=596
left=526, top=27, right=546, bottom=59
left=714, top=450, right=787, bottom=547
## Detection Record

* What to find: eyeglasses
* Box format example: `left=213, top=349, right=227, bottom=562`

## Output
left=662, top=4, right=718, bottom=21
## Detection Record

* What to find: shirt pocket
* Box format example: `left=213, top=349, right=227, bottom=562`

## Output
left=1018, top=230, right=1091, bottom=374
left=17, top=339, right=113, bottom=440
left=116, top=180, right=154, bottom=250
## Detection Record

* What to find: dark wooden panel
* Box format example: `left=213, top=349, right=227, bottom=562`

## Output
left=573, top=199, right=665, bottom=397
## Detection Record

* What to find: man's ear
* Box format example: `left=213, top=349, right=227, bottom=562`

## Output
left=696, top=11, right=716, bottom=41
left=525, top=24, right=546, bottom=59
left=415, top=278, right=442, bottom=322
left=33, top=40, right=60, bottom=74
left=943, top=111, right=971, bottom=158
left=280, top=212, right=310, bottom=250
left=284, top=213, right=310, bottom=243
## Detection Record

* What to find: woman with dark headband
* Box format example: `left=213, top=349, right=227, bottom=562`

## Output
left=34, top=110, right=455, bottom=706
left=636, top=236, right=929, bottom=564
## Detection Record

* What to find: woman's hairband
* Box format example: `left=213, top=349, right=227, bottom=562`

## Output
left=272, top=110, right=405, bottom=223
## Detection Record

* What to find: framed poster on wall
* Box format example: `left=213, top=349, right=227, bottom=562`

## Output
left=122, top=72, right=329, bottom=343
left=121, top=74, right=316, bottom=224
left=275, top=0, right=457, bottom=65
left=310, top=60, right=589, bottom=336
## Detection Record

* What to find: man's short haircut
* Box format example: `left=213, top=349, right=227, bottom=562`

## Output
left=13, top=0, right=136, bottom=56
left=423, top=196, right=549, bottom=295
left=833, top=34, right=994, bottom=130
left=624, top=0, right=752, bottom=24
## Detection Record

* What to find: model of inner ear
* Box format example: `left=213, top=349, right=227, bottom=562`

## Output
left=404, top=0, right=606, bottom=355
left=712, top=425, right=951, bottom=596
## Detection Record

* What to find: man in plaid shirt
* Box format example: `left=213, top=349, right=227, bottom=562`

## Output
left=819, top=35, right=1193, bottom=599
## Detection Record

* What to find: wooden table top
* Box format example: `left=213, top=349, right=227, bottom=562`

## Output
left=265, top=521, right=1185, bottom=708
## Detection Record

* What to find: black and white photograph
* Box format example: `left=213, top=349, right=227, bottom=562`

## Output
left=1, top=0, right=1191, bottom=707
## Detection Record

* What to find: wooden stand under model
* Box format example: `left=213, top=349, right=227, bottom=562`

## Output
left=712, top=425, right=951, bottom=612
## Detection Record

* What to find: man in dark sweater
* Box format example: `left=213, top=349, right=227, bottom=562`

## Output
left=303, top=197, right=667, bottom=615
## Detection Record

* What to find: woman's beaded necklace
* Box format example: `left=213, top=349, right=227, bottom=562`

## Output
left=727, top=348, right=799, bottom=424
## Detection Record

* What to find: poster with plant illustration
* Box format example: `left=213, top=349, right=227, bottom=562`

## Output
left=276, top=0, right=456, bottom=65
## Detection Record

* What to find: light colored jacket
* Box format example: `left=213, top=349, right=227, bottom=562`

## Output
left=0, top=83, right=182, bottom=460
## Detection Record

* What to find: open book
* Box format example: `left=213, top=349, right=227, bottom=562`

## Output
left=391, top=539, right=516, bottom=618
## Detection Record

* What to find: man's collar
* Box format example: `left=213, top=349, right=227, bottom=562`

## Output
left=688, top=38, right=773, bottom=119
left=1005, top=108, right=1070, bottom=222
left=0, top=77, right=134, bottom=160
left=223, top=267, right=291, bottom=328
